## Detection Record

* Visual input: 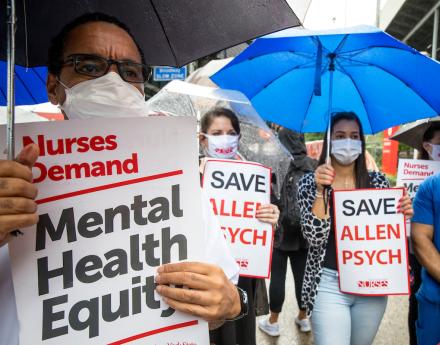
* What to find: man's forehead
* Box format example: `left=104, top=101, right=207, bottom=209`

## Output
left=63, top=21, right=141, bottom=62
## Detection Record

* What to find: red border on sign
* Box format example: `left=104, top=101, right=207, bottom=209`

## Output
left=108, top=319, right=199, bottom=345
left=332, top=187, right=410, bottom=296
left=36, top=170, right=183, bottom=204
left=201, top=158, right=274, bottom=279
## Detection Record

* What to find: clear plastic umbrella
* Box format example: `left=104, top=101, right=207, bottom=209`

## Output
left=144, top=80, right=293, bottom=197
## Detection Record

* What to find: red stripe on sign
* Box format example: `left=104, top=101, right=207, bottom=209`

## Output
left=36, top=170, right=183, bottom=205
left=107, top=320, right=199, bottom=345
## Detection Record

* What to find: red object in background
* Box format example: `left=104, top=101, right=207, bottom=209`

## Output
left=36, top=112, right=64, bottom=121
left=382, top=126, right=400, bottom=175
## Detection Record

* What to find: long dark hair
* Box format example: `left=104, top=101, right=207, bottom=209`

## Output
left=418, top=123, right=440, bottom=160
left=200, top=107, right=241, bottom=134
left=318, top=111, right=371, bottom=189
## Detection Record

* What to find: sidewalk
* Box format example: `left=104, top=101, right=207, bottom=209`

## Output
left=256, top=269, right=409, bottom=344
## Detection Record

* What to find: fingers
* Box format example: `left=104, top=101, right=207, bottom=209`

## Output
left=0, top=161, right=33, bottom=181
left=256, top=204, right=279, bottom=225
left=0, top=178, right=38, bottom=198
left=398, top=199, right=413, bottom=217
left=156, top=285, right=214, bottom=307
left=15, top=144, right=39, bottom=169
left=398, top=195, right=413, bottom=218
left=160, top=296, right=212, bottom=320
left=0, top=146, right=40, bottom=239
left=315, top=163, right=335, bottom=189
left=158, top=261, right=216, bottom=276
left=155, top=271, right=213, bottom=290
left=256, top=214, right=278, bottom=224
left=0, top=197, right=37, bottom=215
left=156, top=262, right=240, bottom=321
left=0, top=213, right=39, bottom=239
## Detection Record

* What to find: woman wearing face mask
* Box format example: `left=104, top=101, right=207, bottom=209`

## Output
left=297, top=112, right=413, bottom=345
left=199, top=107, right=279, bottom=345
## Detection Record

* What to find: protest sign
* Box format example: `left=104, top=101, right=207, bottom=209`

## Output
left=396, top=159, right=440, bottom=199
left=2, top=117, right=209, bottom=344
left=396, top=159, right=440, bottom=236
left=202, top=159, right=272, bottom=278
left=333, top=188, right=409, bottom=295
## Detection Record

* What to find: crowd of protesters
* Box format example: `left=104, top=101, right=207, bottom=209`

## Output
left=0, top=11, right=439, bottom=345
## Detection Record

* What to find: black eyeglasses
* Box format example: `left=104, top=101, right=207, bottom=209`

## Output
left=62, top=54, right=150, bottom=83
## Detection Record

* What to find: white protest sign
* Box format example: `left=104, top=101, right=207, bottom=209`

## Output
left=396, top=159, right=440, bottom=199
left=202, top=159, right=272, bottom=278
left=396, top=159, right=440, bottom=236
left=3, top=117, right=209, bottom=344
left=333, top=188, right=409, bottom=295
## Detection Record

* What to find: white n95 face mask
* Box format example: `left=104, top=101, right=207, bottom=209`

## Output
left=331, top=138, right=362, bottom=165
left=203, top=134, right=239, bottom=159
left=59, top=72, right=148, bottom=119
left=429, top=143, right=440, bottom=161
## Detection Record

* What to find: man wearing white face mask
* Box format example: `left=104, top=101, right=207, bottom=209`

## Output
left=297, top=112, right=414, bottom=345
left=56, top=72, right=150, bottom=119
left=0, top=13, right=244, bottom=345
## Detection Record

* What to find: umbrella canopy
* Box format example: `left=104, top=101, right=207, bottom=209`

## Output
left=144, top=80, right=293, bottom=197
left=212, top=25, right=440, bottom=135
left=0, top=105, right=48, bottom=123
left=0, top=61, right=47, bottom=105
left=390, top=117, right=440, bottom=151
left=0, top=0, right=300, bottom=68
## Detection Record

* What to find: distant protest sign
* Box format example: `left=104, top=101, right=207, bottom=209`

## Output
left=396, top=159, right=440, bottom=236
left=333, top=188, right=409, bottom=295
left=202, top=159, right=272, bottom=278
left=396, top=159, right=440, bottom=199
left=2, top=117, right=208, bottom=344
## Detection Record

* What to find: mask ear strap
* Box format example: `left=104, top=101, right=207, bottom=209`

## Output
left=56, top=77, right=69, bottom=90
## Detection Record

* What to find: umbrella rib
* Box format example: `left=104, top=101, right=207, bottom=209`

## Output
left=300, top=88, right=317, bottom=133
left=340, top=45, right=416, bottom=58
left=244, top=50, right=316, bottom=63
left=334, top=34, right=350, bottom=54
left=32, top=68, right=46, bottom=84
left=335, top=63, right=373, bottom=133
left=340, top=56, right=438, bottom=116
left=15, top=72, right=38, bottom=104
left=150, top=0, right=179, bottom=66
left=0, top=85, right=6, bottom=103
left=249, top=61, right=315, bottom=98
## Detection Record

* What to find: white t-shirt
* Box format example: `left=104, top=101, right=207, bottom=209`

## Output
left=0, top=195, right=238, bottom=345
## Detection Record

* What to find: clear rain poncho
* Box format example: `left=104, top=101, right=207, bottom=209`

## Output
left=144, top=80, right=293, bottom=197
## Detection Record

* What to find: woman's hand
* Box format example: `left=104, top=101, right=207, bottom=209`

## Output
left=314, top=163, right=335, bottom=192
left=256, top=204, right=279, bottom=226
left=398, top=190, right=413, bottom=219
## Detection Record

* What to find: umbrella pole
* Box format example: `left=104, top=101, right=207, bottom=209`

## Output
left=325, top=54, right=336, bottom=164
left=6, top=0, right=16, bottom=160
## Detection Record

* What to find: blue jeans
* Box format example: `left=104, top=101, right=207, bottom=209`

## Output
left=416, top=290, right=440, bottom=345
left=312, top=268, right=387, bottom=345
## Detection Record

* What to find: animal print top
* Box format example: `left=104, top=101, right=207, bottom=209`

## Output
left=297, top=171, right=390, bottom=315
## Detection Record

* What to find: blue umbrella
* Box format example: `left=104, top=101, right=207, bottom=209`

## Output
left=212, top=26, right=440, bottom=138
left=0, top=62, right=48, bottom=106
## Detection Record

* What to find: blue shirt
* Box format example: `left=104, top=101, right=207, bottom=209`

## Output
left=412, top=173, right=440, bottom=303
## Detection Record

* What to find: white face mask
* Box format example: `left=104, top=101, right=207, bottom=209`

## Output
left=203, top=134, right=239, bottom=159
left=58, top=72, right=148, bottom=119
left=429, top=143, right=440, bottom=161
left=331, top=138, right=362, bottom=165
